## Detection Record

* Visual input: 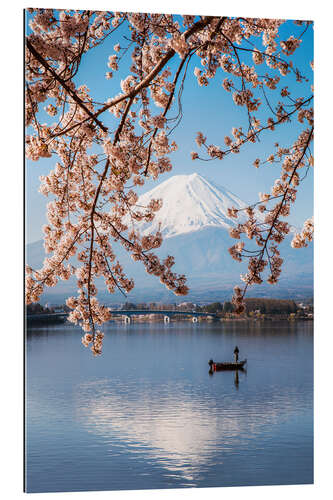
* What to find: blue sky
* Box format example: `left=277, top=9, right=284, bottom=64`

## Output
left=25, top=14, right=313, bottom=243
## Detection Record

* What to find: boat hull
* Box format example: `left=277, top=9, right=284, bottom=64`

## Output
left=209, top=359, right=247, bottom=371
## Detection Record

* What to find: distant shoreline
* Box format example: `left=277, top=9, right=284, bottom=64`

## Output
left=26, top=315, right=313, bottom=327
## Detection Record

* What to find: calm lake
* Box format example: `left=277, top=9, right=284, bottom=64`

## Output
left=25, top=320, right=313, bottom=493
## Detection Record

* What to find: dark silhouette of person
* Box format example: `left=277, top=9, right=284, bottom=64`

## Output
left=234, top=346, right=239, bottom=363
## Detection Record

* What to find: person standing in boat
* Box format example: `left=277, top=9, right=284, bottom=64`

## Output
left=234, top=346, right=239, bottom=363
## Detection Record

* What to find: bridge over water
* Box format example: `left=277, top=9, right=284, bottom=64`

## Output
left=27, top=309, right=218, bottom=324
left=112, top=310, right=218, bottom=323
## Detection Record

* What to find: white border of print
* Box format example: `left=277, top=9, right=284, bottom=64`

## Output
left=1, top=1, right=331, bottom=499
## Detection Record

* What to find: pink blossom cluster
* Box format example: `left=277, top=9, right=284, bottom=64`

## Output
left=232, top=286, right=246, bottom=314
left=291, top=217, right=314, bottom=248
left=280, top=36, right=301, bottom=56
left=170, top=34, right=188, bottom=59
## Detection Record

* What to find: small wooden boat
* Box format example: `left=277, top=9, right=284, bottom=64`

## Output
left=208, top=359, right=247, bottom=371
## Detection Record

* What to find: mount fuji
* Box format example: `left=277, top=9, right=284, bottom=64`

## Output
left=26, top=173, right=313, bottom=303
left=133, top=173, right=254, bottom=238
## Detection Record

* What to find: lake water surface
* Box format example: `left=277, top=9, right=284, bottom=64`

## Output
left=25, top=320, right=313, bottom=493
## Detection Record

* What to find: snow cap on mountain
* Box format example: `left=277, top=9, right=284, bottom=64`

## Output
left=133, top=173, right=251, bottom=239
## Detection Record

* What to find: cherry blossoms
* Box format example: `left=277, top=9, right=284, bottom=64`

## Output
left=25, top=9, right=313, bottom=352
left=291, top=216, right=314, bottom=248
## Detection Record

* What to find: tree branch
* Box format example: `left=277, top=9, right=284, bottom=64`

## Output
left=26, top=39, right=108, bottom=133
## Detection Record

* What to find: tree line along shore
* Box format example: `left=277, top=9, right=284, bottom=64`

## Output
left=27, top=297, right=313, bottom=324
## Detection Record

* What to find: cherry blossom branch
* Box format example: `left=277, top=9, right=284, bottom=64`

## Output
left=143, top=52, right=190, bottom=175
left=26, top=39, right=108, bottom=133
left=231, top=126, right=313, bottom=312
left=46, top=16, right=218, bottom=141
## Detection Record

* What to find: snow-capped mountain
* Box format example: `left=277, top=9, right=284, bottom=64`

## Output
left=131, top=173, right=253, bottom=238
left=26, top=174, right=313, bottom=303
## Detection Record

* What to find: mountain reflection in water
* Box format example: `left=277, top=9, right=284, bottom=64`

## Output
left=73, top=372, right=305, bottom=484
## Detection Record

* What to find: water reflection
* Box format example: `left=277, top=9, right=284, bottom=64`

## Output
left=234, top=370, right=239, bottom=389
left=73, top=374, right=309, bottom=485
left=208, top=367, right=246, bottom=391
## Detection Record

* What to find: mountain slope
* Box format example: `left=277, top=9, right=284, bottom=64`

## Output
left=131, top=173, right=254, bottom=238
